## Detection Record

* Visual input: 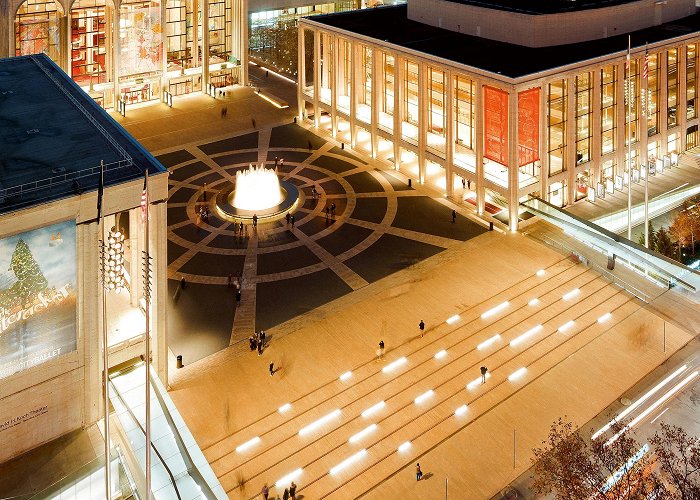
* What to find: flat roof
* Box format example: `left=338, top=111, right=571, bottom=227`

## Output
left=308, top=5, right=700, bottom=78
left=0, top=54, right=166, bottom=216
left=443, top=0, right=639, bottom=15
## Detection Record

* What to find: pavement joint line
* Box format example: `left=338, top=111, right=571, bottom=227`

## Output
left=186, top=145, right=237, bottom=183
left=344, top=218, right=460, bottom=250
left=167, top=230, right=221, bottom=272
left=222, top=286, right=635, bottom=495
left=231, top=230, right=259, bottom=341
left=257, top=127, right=272, bottom=165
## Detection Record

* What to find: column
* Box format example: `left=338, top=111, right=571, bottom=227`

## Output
left=678, top=46, right=687, bottom=150
left=659, top=50, right=668, bottom=156
left=539, top=82, right=549, bottom=199
left=331, top=36, right=338, bottom=136
left=445, top=70, right=455, bottom=197
left=566, top=76, right=576, bottom=205
left=508, top=90, right=519, bottom=231
left=313, top=30, right=321, bottom=129
left=151, top=202, right=168, bottom=383
left=475, top=82, right=485, bottom=215
left=129, top=209, right=140, bottom=307
left=418, top=61, right=427, bottom=184
left=238, top=0, right=249, bottom=85
left=371, top=47, right=380, bottom=158
left=79, top=221, right=101, bottom=425
left=0, top=4, right=9, bottom=58
left=616, top=59, right=627, bottom=177
left=161, top=0, right=167, bottom=95
left=641, top=58, right=649, bottom=178
left=202, top=0, right=210, bottom=86
left=113, top=7, right=120, bottom=105
left=393, top=53, right=402, bottom=170
left=350, top=41, right=358, bottom=147
left=297, top=27, right=305, bottom=119
left=590, top=69, right=602, bottom=185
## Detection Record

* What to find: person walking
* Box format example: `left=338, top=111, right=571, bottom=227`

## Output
left=378, top=340, right=385, bottom=360
left=289, top=482, right=297, bottom=499
left=452, top=209, right=457, bottom=223
left=269, top=362, right=275, bottom=377
left=251, top=117, right=257, bottom=129
left=467, top=179, right=471, bottom=190
left=227, top=274, right=233, bottom=288
left=462, top=177, right=466, bottom=189
left=239, top=221, right=244, bottom=233
left=416, top=463, right=423, bottom=481
left=257, top=339, right=263, bottom=356
left=253, top=214, right=258, bottom=229
left=282, top=488, right=289, bottom=500
left=290, top=215, right=295, bottom=227
left=280, top=158, right=285, bottom=168
left=286, top=212, right=290, bottom=225
left=480, top=366, right=488, bottom=383
left=325, top=206, right=330, bottom=221
left=275, top=157, right=279, bottom=167
left=236, top=287, right=241, bottom=303
left=419, top=320, right=425, bottom=337
left=260, top=330, right=266, bottom=347
left=262, top=484, right=269, bottom=500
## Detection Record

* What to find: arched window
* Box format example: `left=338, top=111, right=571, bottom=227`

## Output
left=15, top=0, right=64, bottom=64
left=70, top=0, right=114, bottom=86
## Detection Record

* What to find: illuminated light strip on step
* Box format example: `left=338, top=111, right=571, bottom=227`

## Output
left=298, top=409, right=341, bottom=436
left=481, top=301, right=509, bottom=319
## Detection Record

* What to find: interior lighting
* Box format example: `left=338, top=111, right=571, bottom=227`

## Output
left=508, top=367, right=527, bottom=381
left=528, top=298, right=540, bottom=306
left=329, top=449, right=367, bottom=475
left=466, top=374, right=490, bottom=390
left=597, top=312, right=612, bottom=323
left=592, top=365, right=688, bottom=439
left=481, top=301, right=509, bottom=319
left=255, top=91, right=289, bottom=109
left=434, top=350, right=447, bottom=359
left=298, top=409, right=341, bottom=436
left=349, top=424, right=377, bottom=443
left=477, top=334, right=501, bottom=350
left=558, top=320, right=575, bottom=333
left=397, top=441, right=411, bottom=452
left=278, top=403, right=291, bottom=414
left=275, top=468, right=302, bottom=489
left=361, top=401, right=386, bottom=418
left=455, top=404, right=468, bottom=416
left=103, top=227, right=126, bottom=291
left=414, top=390, right=434, bottom=404
left=382, top=357, right=407, bottom=373
left=339, top=371, right=352, bottom=381
left=235, top=436, right=260, bottom=453
left=605, top=371, right=699, bottom=446
left=562, top=288, right=580, bottom=301
left=510, top=325, right=542, bottom=347
left=536, top=269, right=546, bottom=276
left=446, top=314, right=460, bottom=325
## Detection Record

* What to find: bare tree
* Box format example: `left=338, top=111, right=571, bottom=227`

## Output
left=649, top=422, right=700, bottom=499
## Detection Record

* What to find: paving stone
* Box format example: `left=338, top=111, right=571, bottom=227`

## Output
left=156, top=149, right=195, bottom=168
left=316, top=223, right=374, bottom=256
left=345, top=171, right=385, bottom=193
left=199, top=132, right=258, bottom=155
left=392, top=196, right=487, bottom=241
left=179, top=252, right=245, bottom=277
left=170, top=161, right=210, bottom=182
left=256, top=244, right=321, bottom=275
left=351, top=197, right=388, bottom=223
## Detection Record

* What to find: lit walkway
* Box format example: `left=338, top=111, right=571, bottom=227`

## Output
left=168, top=232, right=693, bottom=499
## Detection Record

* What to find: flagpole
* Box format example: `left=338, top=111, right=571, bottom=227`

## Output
left=627, top=35, right=633, bottom=240
left=644, top=43, right=650, bottom=248
left=98, top=160, right=111, bottom=500
left=143, top=170, right=152, bottom=500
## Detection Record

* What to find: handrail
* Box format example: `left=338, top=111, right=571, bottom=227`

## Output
left=109, top=376, right=183, bottom=500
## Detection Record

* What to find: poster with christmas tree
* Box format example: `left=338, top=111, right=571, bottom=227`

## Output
left=0, top=220, right=77, bottom=380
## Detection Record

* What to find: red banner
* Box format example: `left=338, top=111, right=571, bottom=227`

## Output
left=484, top=86, right=508, bottom=165
left=518, top=88, right=540, bottom=167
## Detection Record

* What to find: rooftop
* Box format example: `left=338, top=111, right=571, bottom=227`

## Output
left=442, top=0, right=639, bottom=15
left=307, top=5, right=700, bottom=78
left=0, top=54, right=165, bottom=216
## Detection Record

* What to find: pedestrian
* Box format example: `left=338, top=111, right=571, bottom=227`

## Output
left=257, top=339, right=263, bottom=356
left=325, top=206, right=330, bottom=220
left=416, top=463, right=422, bottom=481
left=269, top=362, right=275, bottom=377
left=289, top=481, right=297, bottom=499
left=280, top=158, right=285, bottom=168
left=286, top=212, right=290, bottom=225
left=283, top=488, right=289, bottom=500
left=452, top=209, right=457, bottom=223
left=253, top=214, right=258, bottom=228
left=218, top=90, right=222, bottom=97
left=249, top=335, right=257, bottom=351
left=467, top=179, right=471, bottom=189
left=262, top=484, right=269, bottom=500
left=331, top=202, right=336, bottom=217
left=239, top=221, right=244, bottom=233
left=266, top=70, right=270, bottom=77
left=419, top=320, right=425, bottom=337
left=378, top=340, right=385, bottom=359
left=228, top=274, right=233, bottom=288
left=220, top=107, right=225, bottom=119
left=275, top=156, right=279, bottom=167
left=180, top=276, right=187, bottom=290
left=222, top=91, right=226, bottom=97
left=480, top=366, right=488, bottom=383
left=252, top=117, right=257, bottom=129
left=236, top=288, right=241, bottom=302
left=290, top=215, right=295, bottom=228
left=311, top=186, right=317, bottom=199
left=462, top=177, right=466, bottom=189
left=260, top=330, right=266, bottom=347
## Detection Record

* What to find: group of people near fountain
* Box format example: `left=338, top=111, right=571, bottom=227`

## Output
left=249, top=330, right=266, bottom=355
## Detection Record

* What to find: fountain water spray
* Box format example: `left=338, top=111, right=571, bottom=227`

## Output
left=232, top=165, right=282, bottom=211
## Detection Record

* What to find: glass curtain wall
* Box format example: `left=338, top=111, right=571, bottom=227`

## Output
left=454, top=75, right=475, bottom=171
left=70, top=0, right=112, bottom=88
left=575, top=72, right=592, bottom=166
left=380, top=53, right=394, bottom=133
left=15, top=0, right=64, bottom=65
left=548, top=79, right=567, bottom=176
left=208, top=0, right=233, bottom=86
left=647, top=54, right=659, bottom=136
left=687, top=44, right=697, bottom=121
left=358, top=46, right=371, bottom=122
left=403, top=60, right=419, bottom=144
left=427, top=66, right=446, bottom=158
left=625, top=59, right=639, bottom=149
left=165, top=0, right=201, bottom=95
left=668, top=48, right=678, bottom=128
left=601, top=65, right=617, bottom=156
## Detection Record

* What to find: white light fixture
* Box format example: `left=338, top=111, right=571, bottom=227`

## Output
left=455, top=404, right=468, bottom=416
left=103, top=227, right=126, bottom=291
left=558, top=320, right=575, bottom=333
left=597, top=312, right=612, bottom=323
left=536, top=269, right=546, bottom=277
left=467, top=373, right=490, bottom=389
left=397, top=441, right=411, bottom=453
left=446, top=314, right=460, bottom=325
left=477, top=334, right=501, bottom=350
left=275, top=468, right=303, bottom=489
left=382, top=357, right=407, bottom=373
left=481, top=301, right=509, bottom=319
left=329, top=449, right=367, bottom=475
left=235, top=436, right=260, bottom=453
left=299, top=409, right=341, bottom=436
left=508, top=367, right=527, bottom=381
left=361, top=401, right=386, bottom=418
left=528, top=298, right=540, bottom=306
left=339, top=371, right=352, bottom=381
left=278, top=403, right=291, bottom=414
left=414, top=390, right=434, bottom=404
left=349, top=424, right=377, bottom=443
left=510, top=325, right=542, bottom=347
left=434, top=350, right=447, bottom=359
left=562, top=288, right=580, bottom=301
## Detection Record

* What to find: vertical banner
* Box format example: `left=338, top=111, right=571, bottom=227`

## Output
left=518, top=88, right=540, bottom=166
left=484, top=86, right=508, bottom=165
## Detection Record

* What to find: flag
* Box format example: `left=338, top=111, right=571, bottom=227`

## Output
left=141, top=172, right=148, bottom=222
left=96, top=160, right=104, bottom=221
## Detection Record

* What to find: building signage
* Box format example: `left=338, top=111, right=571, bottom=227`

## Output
left=0, top=406, right=49, bottom=434
left=0, top=221, right=77, bottom=380
left=484, top=86, right=508, bottom=166
left=518, top=88, right=540, bottom=167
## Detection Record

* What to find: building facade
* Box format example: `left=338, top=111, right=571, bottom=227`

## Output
left=298, top=2, right=700, bottom=229
left=0, top=0, right=248, bottom=109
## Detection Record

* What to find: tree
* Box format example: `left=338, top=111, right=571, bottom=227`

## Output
left=656, top=227, right=675, bottom=258
left=532, top=417, right=666, bottom=499
left=0, top=238, right=48, bottom=309
left=638, top=221, right=658, bottom=250
left=649, top=422, right=700, bottom=499
left=670, top=211, right=692, bottom=259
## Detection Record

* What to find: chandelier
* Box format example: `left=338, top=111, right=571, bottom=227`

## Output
left=103, top=226, right=126, bottom=291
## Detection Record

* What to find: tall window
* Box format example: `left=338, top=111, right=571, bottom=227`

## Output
left=428, top=67, right=445, bottom=135
left=15, top=0, right=64, bottom=64
left=575, top=72, right=592, bottom=165
left=647, top=54, right=659, bottom=136
left=601, top=65, right=617, bottom=155
left=382, top=53, right=394, bottom=117
left=454, top=75, right=474, bottom=150
left=209, top=0, right=231, bottom=64
left=548, top=79, right=567, bottom=176
left=71, top=0, right=112, bottom=86
left=668, top=48, right=678, bottom=128
left=625, top=59, right=639, bottom=146
left=361, top=46, right=372, bottom=108
left=166, top=0, right=197, bottom=71
left=687, top=44, right=697, bottom=120
left=404, top=60, right=419, bottom=127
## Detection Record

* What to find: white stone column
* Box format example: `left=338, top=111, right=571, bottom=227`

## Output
left=203, top=0, right=210, bottom=87
left=393, top=53, right=402, bottom=170
left=297, top=27, right=305, bottom=120
left=418, top=61, right=427, bottom=184
left=445, top=70, right=455, bottom=197
left=239, top=0, right=249, bottom=85
left=350, top=41, right=358, bottom=148
left=508, top=90, right=519, bottom=231
left=152, top=202, right=168, bottom=384
left=79, top=221, right=101, bottom=425
left=539, top=81, right=549, bottom=199
left=331, top=35, right=338, bottom=136
left=475, top=81, right=485, bottom=215
left=566, top=76, right=576, bottom=205
left=371, top=47, right=379, bottom=159
left=313, top=30, right=321, bottom=129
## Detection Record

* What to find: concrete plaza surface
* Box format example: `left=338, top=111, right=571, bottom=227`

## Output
left=167, top=231, right=693, bottom=499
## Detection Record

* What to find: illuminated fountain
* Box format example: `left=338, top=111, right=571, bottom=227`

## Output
left=214, top=163, right=299, bottom=221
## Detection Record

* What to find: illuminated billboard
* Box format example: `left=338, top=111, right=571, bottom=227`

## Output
left=0, top=221, right=77, bottom=379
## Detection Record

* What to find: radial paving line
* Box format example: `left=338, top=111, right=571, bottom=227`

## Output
left=202, top=258, right=573, bottom=456
left=215, top=269, right=609, bottom=486
left=230, top=230, right=259, bottom=343
left=167, top=230, right=221, bottom=274
left=346, top=218, right=460, bottom=249
left=257, top=127, right=272, bottom=165
left=187, top=145, right=236, bottom=182
left=232, top=286, right=635, bottom=497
